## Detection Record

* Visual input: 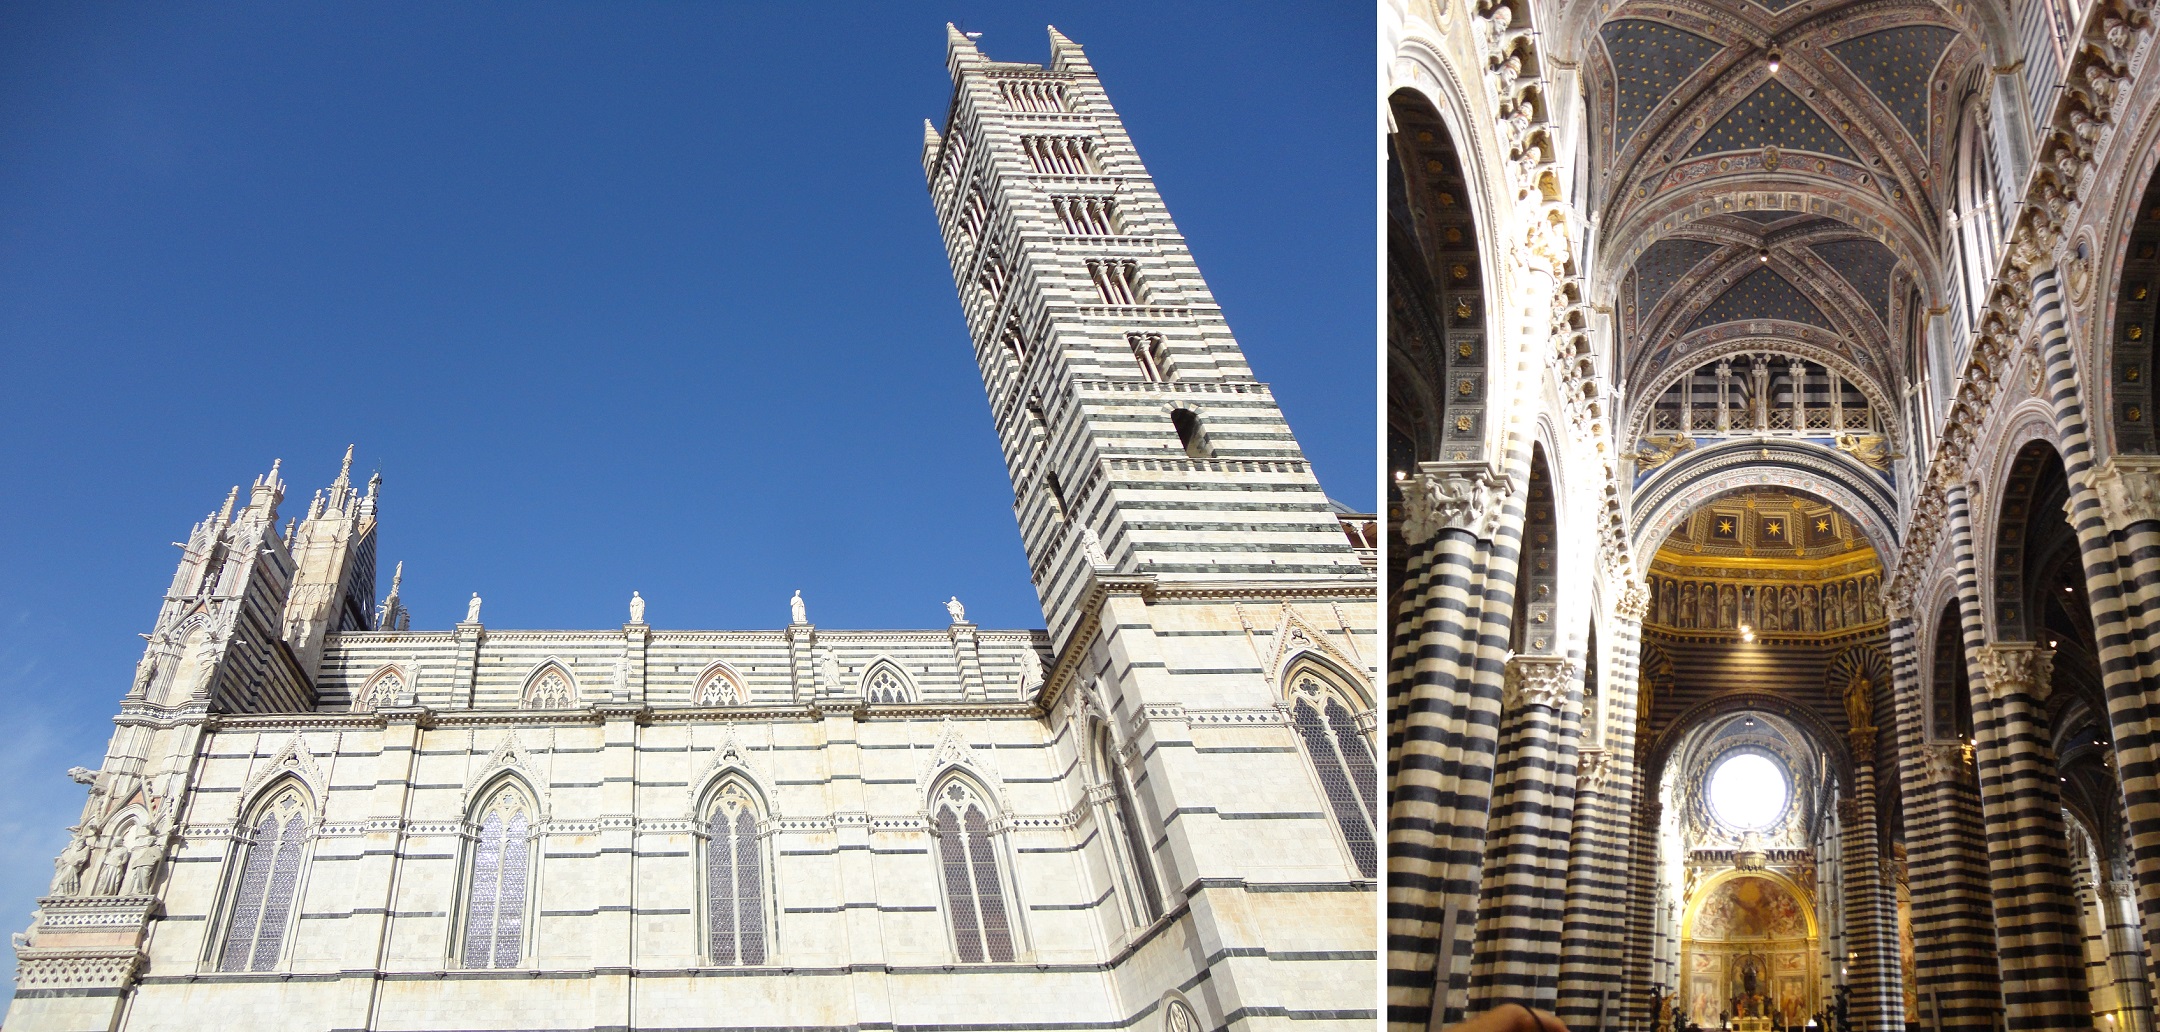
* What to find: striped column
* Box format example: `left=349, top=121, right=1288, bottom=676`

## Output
left=1469, top=655, right=1581, bottom=1004
left=1886, top=600, right=2000, bottom=1032
left=1972, top=642, right=2092, bottom=1032
left=1387, top=462, right=1522, bottom=1032
left=2025, top=261, right=2160, bottom=1008
left=2104, top=874, right=2155, bottom=1032
left=1843, top=726, right=1907, bottom=1032
left=1559, top=589, right=1650, bottom=1032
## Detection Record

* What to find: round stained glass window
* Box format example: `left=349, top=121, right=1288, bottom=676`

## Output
left=1707, top=752, right=1788, bottom=830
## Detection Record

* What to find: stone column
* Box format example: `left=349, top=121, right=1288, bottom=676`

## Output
left=1842, top=726, right=1906, bottom=1032
left=1972, top=643, right=2091, bottom=1032
left=1559, top=583, right=1650, bottom=1032
left=2106, top=874, right=2155, bottom=1032
left=1469, top=654, right=1580, bottom=1005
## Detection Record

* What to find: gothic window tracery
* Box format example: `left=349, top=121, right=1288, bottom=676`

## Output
left=863, top=663, right=915, bottom=704
left=353, top=668, right=403, bottom=712
left=460, top=785, right=534, bottom=969
left=703, top=781, right=767, bottom=966
left=1287, top=665, right=1379, bottom=878
left=932, top=778, right=1016, bottom=962
left=217, top=785, right=310, bottom=972
left=697, top=665, right=747, bottom=706
left=524, top=666, right=575, bottom=710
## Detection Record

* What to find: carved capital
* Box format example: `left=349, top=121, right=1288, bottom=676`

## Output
left=1502, top=655, right=1579, bottom=713
left=1847, top=725, right=1878, bottom=755
left=1578, top=746, right=1612, bottom=792
left=1616, top=580, right=1652, bottom=622
left=1976, top=642, right=2055, bottom=701
left=1400, top=463, right=1514, bottom=545
left=1921, top=741, right=1972, bottom=784
left=2089, top=456, right=2160, bottom=530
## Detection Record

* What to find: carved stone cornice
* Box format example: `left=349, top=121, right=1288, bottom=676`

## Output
left=2089, top=456, right=2160, bottom=530
left=1502, top=655, right=1580, bottom=713
left=1976, top=642, right=2055, bottom=702
left=1400, top=462, right=1514, bottom=545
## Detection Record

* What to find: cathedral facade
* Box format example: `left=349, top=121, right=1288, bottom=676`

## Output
left=1388, top=0, right=2160, bottom=1029
left=4, top=29, right=1379, bottom=1032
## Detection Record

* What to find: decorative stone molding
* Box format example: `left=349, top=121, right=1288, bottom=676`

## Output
left=1616, top=580, right=1652, bottom=623
left=1976, top=643, right=2056, bottom=702
left=1400, top=463, right=1513, bottom=544
left=1502, top=655, right=1579, bottom=713
left=2089, top=455, right=2160, bottom=529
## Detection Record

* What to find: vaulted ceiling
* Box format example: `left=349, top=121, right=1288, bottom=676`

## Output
left=1588, top=0, right=1984, bottom=439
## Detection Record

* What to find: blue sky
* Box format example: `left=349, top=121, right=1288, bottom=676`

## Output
left=0, top=2, right=1371, bottom=996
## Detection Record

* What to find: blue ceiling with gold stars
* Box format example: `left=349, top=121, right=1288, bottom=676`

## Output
left=1812, top=237, right=1897, bottom=324
left=1828, top=26, right=1957, bottom=146
left=1687, top=267, right=1831, bottom=331
left=1687, top=79, right=1857, bottom=162
left=1600, top=20, right=1727, bottom=150
left=1634, top=238, right=1721, bottom=313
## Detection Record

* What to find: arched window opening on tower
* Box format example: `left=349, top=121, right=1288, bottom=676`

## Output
left=1095, top=729, right=1165, bottom=924
left=1171, top=409, right=1210, bottom=458
left=999, top=79, right=1067, bottom=113
left=460, top=784, right=534, bottom=969
left=1043, top=471, right=1070, bottom=521
left=1128, top=333, right=1171, bottom=382
left=1053, top=196, right=1121, bottom=236
left=1287, top=667, right=1378, bottom=878
left=703, top=781, right=767, bottom=966
left=956, top=186, right=989, bottom=247
left=1087, top=260, right=1143, bottom=305
left=931, top=778, right=1016, bottom=962
left=1023, top=135, right=1096, bottom=175
left=216, top=785, right=310, bottom=972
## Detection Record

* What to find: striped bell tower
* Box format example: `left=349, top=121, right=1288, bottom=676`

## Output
left=921, top=24, right=1363, bottom=648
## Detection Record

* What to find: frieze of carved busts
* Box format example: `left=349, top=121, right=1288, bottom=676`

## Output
left=1400, top=465, right=1513, bottom=544
left=1976, top=642, right=2055, bottom=702
left=1502, top=654, right=1578, bottom=713
left=2089, top=456, right=2160, bottom=530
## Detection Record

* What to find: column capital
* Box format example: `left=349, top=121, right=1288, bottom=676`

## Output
left=1616, top=579, right=1652, bottom=622
left=1976, top=642, right=2055, bottom=701
left=1502, top=654, right=1579, bottom=713
left=1400, top=462, right=1514, bottom=545
left=2089, top=455, right=2160, bottom=530
left=1578, top=746, right=1612, bottom=792
left=1847, top=726, right=1878, bottom=755
left=1921, top=741, right=1972, bottom=784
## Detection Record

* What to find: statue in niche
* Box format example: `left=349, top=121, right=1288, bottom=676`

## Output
left=121, top=828, right=162, bottom=896
left=1680, top=584, right=1697, bottom=629
left=1823, top=591, right=1841, bottom=631
left=1740, top=586, right=1757, bottom=628
left=1701, top=583, right=1717, bottom=628
left=1731, top=957, right=1771, bottom=1019
left=1799, top=588, right=1818, bottom=632
left=90, top=829, right=130, bottom=896
left=1862, top=576, right=1881, bottom=621
left=1760, top=588, right=1780, bottom=631
left=49, top=831, right=92, bottom=896
left=1783, top=589, right=1799, bottom=630
left=1844, top=670, right=1874, bottom=731
left=1844, top=582, right=1862, bottom=626
left=1720, top=585, right=1738, bottom=629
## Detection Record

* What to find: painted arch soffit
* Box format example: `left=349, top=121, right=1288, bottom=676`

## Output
left=1590, top=0, right=1975, bottom=240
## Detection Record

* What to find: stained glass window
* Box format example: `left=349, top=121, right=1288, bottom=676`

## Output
left=1290, top=672, right=1379, bottom=878
left=218, top=788, right=310, bottom=972
left=461, top=788, right=532, bottom=968
left=704, top=782, right=767, bottom=965
left=932, top=780, right=1014, bottom=962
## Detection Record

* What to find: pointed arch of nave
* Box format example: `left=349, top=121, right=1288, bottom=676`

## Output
left=1630, top=440, right=1900, bottom=563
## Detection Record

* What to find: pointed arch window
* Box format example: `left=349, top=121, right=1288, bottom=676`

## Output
left=1288, top=668, right=1380, bottom=878
left=932, top=779, right=1015, bottom=962
left=1095, top=729, right=1165, bottom=923
left=524, top=666, right=575, bottom=709
left=697, top=665, right=747, bottom=706
left=353, top=667, right=404, bottom=712
left=863, top=663, right=915, bottom=704
left=217, top=786, right=310, bottom=972
left=703, top=781, right=768, bottom=966
left=460, top=786, right=534, bottom=969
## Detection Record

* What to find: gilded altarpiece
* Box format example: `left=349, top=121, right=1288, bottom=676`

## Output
left=1683, top=872, right=1820, bottom=1028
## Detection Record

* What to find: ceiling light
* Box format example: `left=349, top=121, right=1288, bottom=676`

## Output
left=1394, top=470, right=1406, bottom=481
left=1768, top=49, right=1781, bottom=75
left=1758, top=248, right=1770, bottom=264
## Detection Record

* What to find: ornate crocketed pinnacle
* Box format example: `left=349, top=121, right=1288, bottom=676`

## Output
left=1976, top=642, right=2055, bottom=702
left=1502, top=654, right=1578, bottom=713
left=2089, top=456, right=2160, bottom=530
left=1400, top=465, right=1513, bottom=545
left=1616, top=580, right=1652, bottom=622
